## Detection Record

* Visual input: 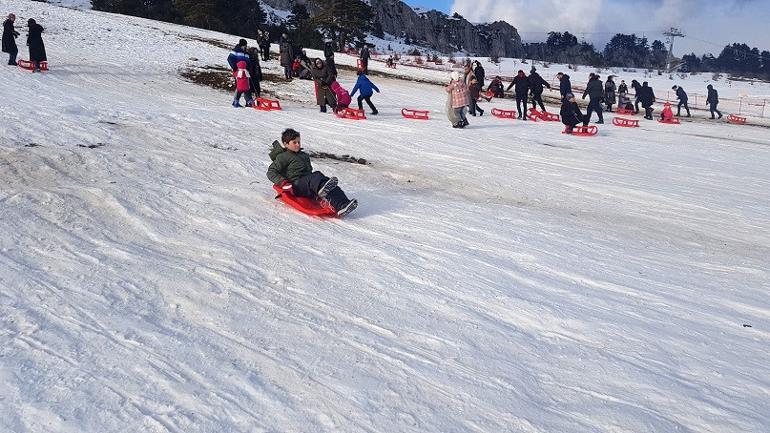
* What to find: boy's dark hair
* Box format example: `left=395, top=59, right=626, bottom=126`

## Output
left=281, top=128, right=300, bottom=144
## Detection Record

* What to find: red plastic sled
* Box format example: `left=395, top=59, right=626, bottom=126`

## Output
left=485, top=90, right=494, bottom=99
left=727, top=114, right=746, bottom=125
left=529, top=108, right=560, bottom=122
left=273, top=185, right=336, bottom=217
left=612, top=117, right=639, bottom=128
left=17, top=60, right=48, bottom=71
left=616, top=107, right=634, bottom=115
left=491, top=108, right=517, bottom=119
left=335, top=108, right=367, bottom=120
left=253, top=97, right=282, bottom=111
left=563, top=125, right=598, bottom=136
left=658, top=118, right=681, bottom=125
left=401, top=108, right=430, bottom=120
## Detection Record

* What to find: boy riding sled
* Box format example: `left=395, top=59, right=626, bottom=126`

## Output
left=267, top=129, right=358, bottom=217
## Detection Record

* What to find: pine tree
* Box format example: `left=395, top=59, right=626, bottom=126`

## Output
left=309, top=0, right=373, bottom=49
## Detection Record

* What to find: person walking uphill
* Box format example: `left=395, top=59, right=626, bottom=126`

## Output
left=507, top=70, right=530, bottom=119
left=267, top=128, right=357, bottom=217
left=446, top=71, right=469, bottom=128
left=631, top=79, right=643, bottom=114
left=706, top=84, right=722, bottom=119
left=26, top=18, right=45, bottom=72
left=350, top=70, right=380, bottom=115
left=528, top=67, right=551, bottom=112
left=672, top=85, right=690, bottom=117
left=2, top=13, right=19, bottom=66
left=582, top=73, right=604, bottom=124
left=464, top=63, right=486, bottom=116
left=231, top=60, right=254, bottom=108
left=306, top=58, right=337, bottom=113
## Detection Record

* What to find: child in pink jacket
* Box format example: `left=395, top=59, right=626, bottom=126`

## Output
left=232, top=60, right=254, bottom=108
left=330, top=80, right=352, bottom=112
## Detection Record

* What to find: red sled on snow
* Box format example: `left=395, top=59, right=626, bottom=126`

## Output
left=485, top=90, right=494, bottom=99
left=491, top=108, right=517, bottom=119
left=563, top=125, right=598, bottom=136
left=17, top=60, right=48, bottom=71
left=253, top=97, right=282, bottom=111
left=528, top=108, right=560, bottom=122
left=401, top=108, right=430, bottom=120
left=273, top=184, right=336, bottom=217
left=335, top=107, right=366, bottom=120
left=658, top=117, right=681, bottom=125
left=727, top=114, right=747, bottom=125
left=612, top=117, right=639, bottom=128
left=615, top=106, right=634, bottom=115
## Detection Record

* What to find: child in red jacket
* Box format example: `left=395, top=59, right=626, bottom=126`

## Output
left=330, top=80, right=351, bottom=112
left=232, top=60, right=254, bottom=108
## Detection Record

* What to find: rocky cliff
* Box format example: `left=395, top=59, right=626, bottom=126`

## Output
left=260, top=0, right=523, bottom=57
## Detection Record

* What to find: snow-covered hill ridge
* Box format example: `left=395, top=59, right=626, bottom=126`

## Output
left=2, top=1, right=770, bottom=433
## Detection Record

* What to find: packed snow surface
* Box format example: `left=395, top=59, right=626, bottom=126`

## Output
left=1, top=2, right=770, bottom=433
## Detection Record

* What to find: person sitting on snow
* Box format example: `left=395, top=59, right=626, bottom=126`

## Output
left=330, top=80, right=351, bottom=113
left=267, top=128, right=358, bottom=217
left=560, top=93, right=584, bottom=134
left=232, top=60, right=254, bottom=108
left=660, top=102, right=674, bottom=121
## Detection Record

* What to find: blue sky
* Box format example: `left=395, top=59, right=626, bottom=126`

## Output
left=402, top=0, right=770, bottom=55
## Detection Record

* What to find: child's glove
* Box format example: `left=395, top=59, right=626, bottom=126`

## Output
left=279, top=180, right=293, bottom=193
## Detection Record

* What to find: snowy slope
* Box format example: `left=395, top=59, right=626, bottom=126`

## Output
left=2, top=2, right=770, bottom=433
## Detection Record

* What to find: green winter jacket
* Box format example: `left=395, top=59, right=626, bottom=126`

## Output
left=266, top=140, right=313, bottom=184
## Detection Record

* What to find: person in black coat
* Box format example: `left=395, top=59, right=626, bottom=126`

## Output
left=582, top=73, right=604, bottom=124
left=631, top=79, right=642, bottom=113
left=706, top=84, right=722, bottom=119
left=638, top=81, right=656, bottom=119
left=528, top=67, right=551, bottom=111
left=556, top=72, right=572, bottom=99
left=506, top=70, right=530, bottom=119
left=473, top=61, right=485, bottom=89
left=560, top=93, right=584, bottom=134
left=672, top=85, right=690, bottom=117
left=359, top=44, right=370, bottom=74
left=246, top=47, right=262, bottom=98
left=2, top=13, right=19, bottom=66
left=323, top=40, right=337, bottom=77
left=26, top=18, right=46, bottom=72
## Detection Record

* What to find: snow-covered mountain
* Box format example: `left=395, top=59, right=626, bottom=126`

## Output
left=2, top=1, right=770, bottom=433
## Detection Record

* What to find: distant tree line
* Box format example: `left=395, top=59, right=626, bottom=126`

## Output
left=523, top=32, right=667, bottom=70
left=523, top=31, right=770, bottom=79
left=681, top=43, right=770, bottom=79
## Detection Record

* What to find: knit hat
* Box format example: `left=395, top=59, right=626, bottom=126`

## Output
left=239, top=39, right=248, bottom=46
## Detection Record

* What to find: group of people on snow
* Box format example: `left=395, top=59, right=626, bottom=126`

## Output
left=227, top=38, right=263, bottom=107
left=3, top=13, right=46, bottom=71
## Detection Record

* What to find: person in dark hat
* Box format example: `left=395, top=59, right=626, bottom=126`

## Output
left=26, top=18, right=46, bottom=72
left=672, top=85, right=691, bottom=117
left=2, top=13, right=19, bottom=65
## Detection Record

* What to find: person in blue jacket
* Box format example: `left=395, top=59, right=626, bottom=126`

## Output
left=227, top=39, right=249, bottom=71
left=350, top=70, right=380, bottom=114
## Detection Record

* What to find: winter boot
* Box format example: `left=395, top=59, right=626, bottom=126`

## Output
left=317, top=177, right=338, bottom=199
left=336, top=199, right=358, bottom=218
